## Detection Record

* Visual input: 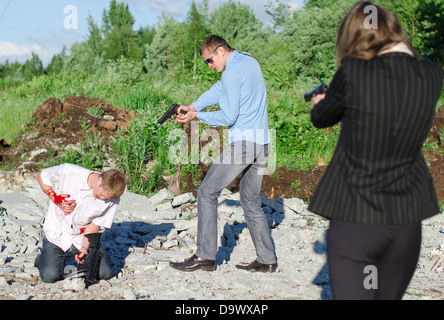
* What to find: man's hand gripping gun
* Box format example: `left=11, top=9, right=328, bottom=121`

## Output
left=64, top=233, right=103, bottom=288
left=157, top=103, right=188, bottom=124
left=82, top=233, right=103, bottom=288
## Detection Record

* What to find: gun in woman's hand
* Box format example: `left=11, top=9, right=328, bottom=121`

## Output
left=304, top=83, right=328, bottom=102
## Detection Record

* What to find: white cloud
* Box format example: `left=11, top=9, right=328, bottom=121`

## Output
left=0, top=41, right=40, bottom=56
left=0, top=40, right=57, bottom=66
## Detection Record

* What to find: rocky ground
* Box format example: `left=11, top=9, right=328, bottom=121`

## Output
left=0, top=176, right=442, bottom=301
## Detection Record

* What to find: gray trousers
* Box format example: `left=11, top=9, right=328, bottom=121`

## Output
left=196, top=140, right=276, bottom=264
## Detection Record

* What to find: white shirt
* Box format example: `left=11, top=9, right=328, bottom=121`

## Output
left=41, top=163, right=119, bottom=251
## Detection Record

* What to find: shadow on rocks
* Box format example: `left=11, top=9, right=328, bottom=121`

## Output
left=216, top=222, right=248, bottom=266
left=312, top=229, right=332, bottom=300
left=101, top=221, right=175, bottom=276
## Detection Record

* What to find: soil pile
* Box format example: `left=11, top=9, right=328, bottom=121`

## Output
left=425, top=105, right=444, bottom=202
left=0, top=94, right=138, bottom=172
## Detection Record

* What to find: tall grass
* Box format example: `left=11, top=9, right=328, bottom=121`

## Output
left=0, top=92, right=47, bottom=144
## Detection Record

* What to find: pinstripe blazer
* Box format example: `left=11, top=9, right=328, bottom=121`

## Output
left=308, top=53, right=444, bottom=224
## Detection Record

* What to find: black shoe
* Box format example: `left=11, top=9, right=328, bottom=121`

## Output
left=236, top=260, right=277, bottom=273
left=169, top=254, right=216, bottom=272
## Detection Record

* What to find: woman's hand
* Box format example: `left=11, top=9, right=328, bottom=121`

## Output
left=311, top=93, right=326, bottom=108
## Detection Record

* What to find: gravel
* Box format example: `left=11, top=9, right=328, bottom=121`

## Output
left=0, top=177, right=442, bottom=301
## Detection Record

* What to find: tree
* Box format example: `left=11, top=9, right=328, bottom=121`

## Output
left=281, top=3, right=345, bottom=82
left=144, top=15, right=179, bottom=73
left=205, top=0, right=263, bottom=45
left=87, top=14, right=103, bottom=58
left=46, top=45, right=67, bottom=75
left=63, top=42, right=96, bottom=75
left=415, top=0, right=444, bottom=66
left=138, top=25, right=156, bottom=45
left=22, top=52, right=44, bottom=80
left=265, top=0, right=292, bottom=31
left=172, top=2, right=209, bottom=81
left=304, top=0, right=342, bottom=9
left=101, top=0, right=143, bottom=61
left=0, top=60, right=24, bottom=88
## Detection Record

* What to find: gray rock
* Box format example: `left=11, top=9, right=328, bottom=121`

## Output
left=151, top=209, right=181, bottom=221
left=155, top=202, right=173, bottom=211
left=172, top=192, right=195, bottom=207
left=118, top=192, right=156, bottom=222
left=276, top=197, right=307, bottom=214
left=0, top=191, right=46, bottom=222
left=148, top=188, right=173, bottom=207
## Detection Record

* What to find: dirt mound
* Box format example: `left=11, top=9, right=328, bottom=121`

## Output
left=0, top=97, right=443, bottom=203
left=0, top=94, right=138, bottom=171
left=424, top=105, right=444, bottom=202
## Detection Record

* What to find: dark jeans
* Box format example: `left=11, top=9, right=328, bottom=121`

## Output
left=38, top=237, right=114, bottom=283
left=327, top=219, right=421, bottom=300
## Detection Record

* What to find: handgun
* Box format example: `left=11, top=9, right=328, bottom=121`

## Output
left=83, top=232, right=103, bottom=288
left=157, top=103, right=188, bottom=124
left=304, top=82, right=328, bottom=102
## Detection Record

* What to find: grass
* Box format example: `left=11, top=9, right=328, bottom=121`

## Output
left=0, top=93, right=46, bottom=144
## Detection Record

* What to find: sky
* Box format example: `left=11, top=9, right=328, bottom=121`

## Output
left=0, top=0, right=304, bottom=67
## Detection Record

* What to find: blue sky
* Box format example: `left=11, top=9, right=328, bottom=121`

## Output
left=0, top=0, right=304, bottom=66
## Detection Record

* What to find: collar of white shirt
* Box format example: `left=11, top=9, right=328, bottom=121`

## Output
left=377, top=42, right=415, bottom=57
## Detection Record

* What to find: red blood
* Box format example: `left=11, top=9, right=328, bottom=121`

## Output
left=46, top=189, right=71, bottom=214
left=53, top=194, right=66, bottom=206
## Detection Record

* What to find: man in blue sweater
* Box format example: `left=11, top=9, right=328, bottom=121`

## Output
left=170, top=35, right=276, bottom=273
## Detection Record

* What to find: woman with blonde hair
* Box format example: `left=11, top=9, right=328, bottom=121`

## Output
left=309, top=1, right=443, bottom=299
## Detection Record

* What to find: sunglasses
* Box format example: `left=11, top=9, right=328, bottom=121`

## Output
left=204, top=45, right=222, bottom=65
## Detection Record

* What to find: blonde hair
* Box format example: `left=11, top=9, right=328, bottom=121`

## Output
left=100, top=169, right=126, bottom=200
left=335, top=1, right=418, bottom=67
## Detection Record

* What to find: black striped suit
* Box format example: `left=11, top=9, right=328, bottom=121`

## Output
left=308, top=53, right=443, bottom=300
left=309, top=53, right=443, bottom=225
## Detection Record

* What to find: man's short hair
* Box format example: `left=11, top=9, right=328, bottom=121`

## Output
left=199, top=34, right=233, bottom=56
left=100, top=169, right=126, bottom=200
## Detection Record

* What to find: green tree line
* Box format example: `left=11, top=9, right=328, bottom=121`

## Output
left=1, top=0, right=443, bottom=90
